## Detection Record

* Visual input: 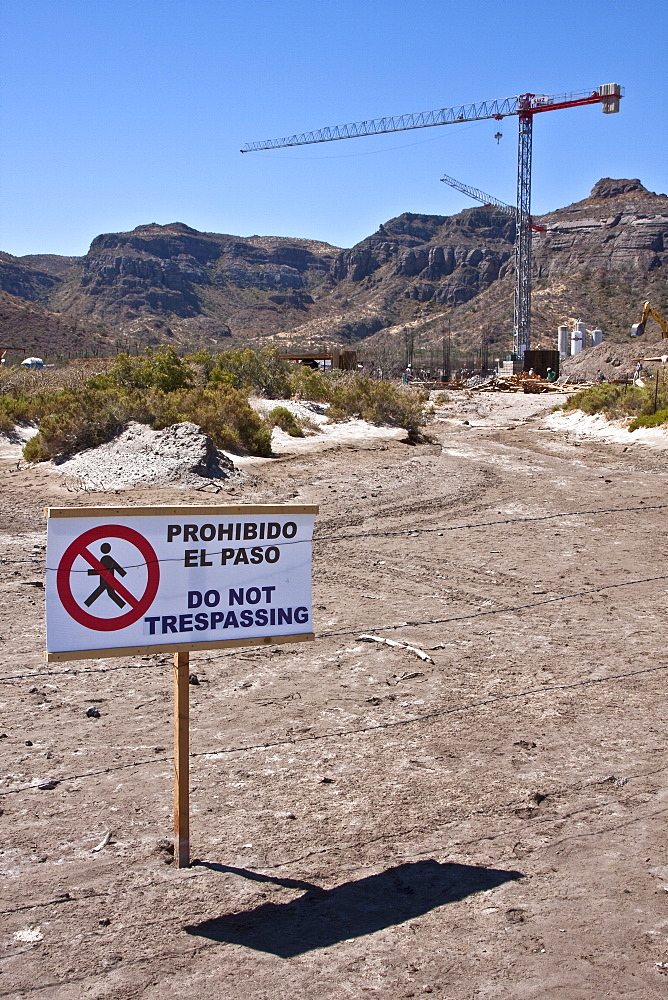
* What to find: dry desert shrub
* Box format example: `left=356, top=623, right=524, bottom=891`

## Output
left=266, top=406, right=305, bottom=437
left=4, top=345, right=431, bottom=461
left=564, top=375, right=668, bottom=430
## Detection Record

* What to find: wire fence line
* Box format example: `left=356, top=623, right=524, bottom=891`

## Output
left=1, top=502, right=667, bottom=573
left=260, top=761, right=668, bottom=876
left=0, top=660, right=169, bottom=682
left=312, top=502, right=668, bottom=544
left=319, top=572, right=668, bottom=638
left=2, top=663, right=666, bottom=798
left=1, top=571, right=667, bottom=684
left=4, top=757, right=668, bottom=922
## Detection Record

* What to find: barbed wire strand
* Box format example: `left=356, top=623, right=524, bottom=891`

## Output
left=1, top=571, right=667, bottom=683
left=314, top=502, right=668, bottom=544
left=319, top=572, right=668, bottom=638
left=2, top=662, right=666, bottom=797
left=1, top=502, right=666, bottom=573
left=4, top=760, right=668, bottom=924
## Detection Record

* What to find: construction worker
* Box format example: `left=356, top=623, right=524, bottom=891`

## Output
left=546, top=367, right=557, bottom=382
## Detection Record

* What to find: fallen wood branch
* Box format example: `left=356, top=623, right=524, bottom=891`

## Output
left=91, top=830, right=113, bottom=853
left=358, top=634, right=434, bottom=664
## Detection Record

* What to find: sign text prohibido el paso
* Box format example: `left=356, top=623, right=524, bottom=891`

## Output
left=45, top=505, right=318, bottom=661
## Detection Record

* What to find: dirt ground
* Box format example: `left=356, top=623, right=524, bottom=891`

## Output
left=1, top=391, right=668, bottom=999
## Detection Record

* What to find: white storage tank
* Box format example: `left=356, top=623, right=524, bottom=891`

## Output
left=558, top=326, right=569, bottom=359
left=571, top=320, right=586, bottom=356
left=591, top=328, right=603, bottom=347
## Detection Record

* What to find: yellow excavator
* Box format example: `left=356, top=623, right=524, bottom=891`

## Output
left=631, top=301, right=668, bottom=338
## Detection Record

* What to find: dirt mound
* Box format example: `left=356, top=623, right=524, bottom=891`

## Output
left=561, top=339, right=668, bottom=381
left=53, top=420, right=237, bottom=490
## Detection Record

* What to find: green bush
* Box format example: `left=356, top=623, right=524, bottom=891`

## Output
left=562, top=383, right=630, bottom=418
left=564, top=376, right=668, bottom=422
left=207, top=347, right=292, bottom=398
left=22, top=435, right=51, bottom=463
left=267, top=406, right=305, bottom=437
left=21, top=384, right=272, bottom=462
left=184, top=348, right=218, bottom=380
left=90, top=346, right=193, bottom=393
left=287, top=366, right=333, bottom=402
left=628, top=408, right=668, bottom=431
left=0, top=394, right=33, bottom=435
left=20, top=388, right=150, bottom=462
left=327, top=375, right=428, bottom=438
left=161, top=387, right=273, bottom=455
left=5, top=347, right=430, bottom=463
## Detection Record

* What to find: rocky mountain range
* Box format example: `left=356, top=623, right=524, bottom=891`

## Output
left=1, top=177, right=666, bottom=362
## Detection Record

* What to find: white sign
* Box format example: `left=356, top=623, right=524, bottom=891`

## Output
left=45, top=505, right=317, bottom=661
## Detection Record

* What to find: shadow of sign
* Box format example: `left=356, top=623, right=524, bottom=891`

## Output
left=184, top=859, right=523, bottom=957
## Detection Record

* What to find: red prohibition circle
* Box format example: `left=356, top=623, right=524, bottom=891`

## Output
left=57, top=525, right=160, bottom=631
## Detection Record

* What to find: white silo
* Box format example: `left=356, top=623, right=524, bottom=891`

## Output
left=558, top=326, right=569, bottom=359
left=591, top=328, right=603, bottom=347
left=571, top=320, right=586, bottom=356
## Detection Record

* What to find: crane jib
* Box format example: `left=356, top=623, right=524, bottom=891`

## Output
left=240, top=88, right=622, bottom=152
left=241, top=97, right=521, bottom=151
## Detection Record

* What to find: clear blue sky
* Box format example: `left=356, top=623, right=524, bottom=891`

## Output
left=1, top=0, right=665, bottom=257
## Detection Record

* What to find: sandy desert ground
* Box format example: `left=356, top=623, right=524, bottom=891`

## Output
left=1, top=390, right=668, bottom=999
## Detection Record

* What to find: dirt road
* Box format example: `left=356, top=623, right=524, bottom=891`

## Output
left=1, top=393, right=668, bottom=999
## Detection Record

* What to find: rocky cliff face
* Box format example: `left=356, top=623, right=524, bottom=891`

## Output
left=1, top=178, right=666, bottom=355
left=57, top=223, right=337, bottom=327
left=0, top=252, right=63, bottom=302
left=330, top=209, right=515, bottom=306
left=534, top=178, right=668, bottom=278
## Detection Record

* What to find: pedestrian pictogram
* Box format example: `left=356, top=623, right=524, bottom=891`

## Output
left=56, top=525, right=160, bottom=631
left=85, top=543, right=127, bottom=608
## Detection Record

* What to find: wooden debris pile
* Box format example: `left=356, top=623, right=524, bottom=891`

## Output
left=474, top=373, right=591, bottom=394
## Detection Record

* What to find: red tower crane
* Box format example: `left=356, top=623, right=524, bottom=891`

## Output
left=242, top=85, right=622, bottom=357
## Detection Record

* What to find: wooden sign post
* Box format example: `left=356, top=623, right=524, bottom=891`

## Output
left=174, top=650, right=190, bottom=868
left=44, top=504, right=318, bottom=869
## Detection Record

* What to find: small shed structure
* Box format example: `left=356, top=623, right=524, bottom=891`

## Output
left=280, top=349, right=357, bottom=371
left=523, top=349, right=560, bottom=379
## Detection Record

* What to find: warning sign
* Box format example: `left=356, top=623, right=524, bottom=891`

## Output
left=45, top=504, right=317, bottom=661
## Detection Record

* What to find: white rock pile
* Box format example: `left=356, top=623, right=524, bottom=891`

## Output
left=54, top=421, right=236, bottom=490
